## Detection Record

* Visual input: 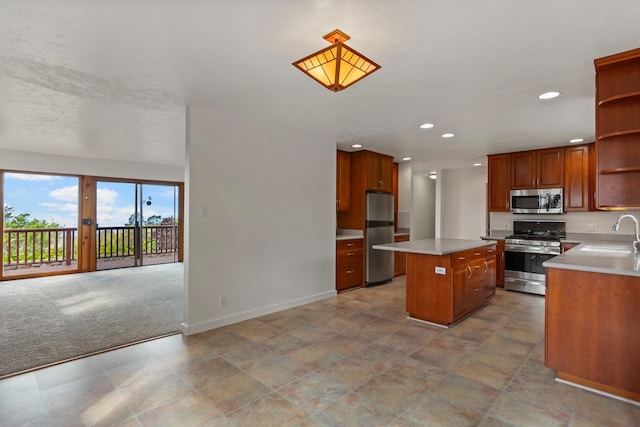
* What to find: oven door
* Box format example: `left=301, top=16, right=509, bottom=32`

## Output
left=504, top=244, right=558, bottom=295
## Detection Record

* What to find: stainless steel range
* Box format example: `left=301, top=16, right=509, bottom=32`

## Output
left=504, top=220, right=566, bottom=295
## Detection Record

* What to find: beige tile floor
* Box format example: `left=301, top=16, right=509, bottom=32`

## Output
left=2, top=277, right=640, bottom=426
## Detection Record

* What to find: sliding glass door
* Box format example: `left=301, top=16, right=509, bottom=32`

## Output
left=96, top=181, right=179, bottom=270
left=2, top=172, right=80, bottom=278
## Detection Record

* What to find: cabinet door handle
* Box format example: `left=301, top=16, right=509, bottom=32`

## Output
left=467, top=266, right=472, bottom=279
left=347, top=252, right=355, bottom=256
left=474, top=287, right=481, bottom=292
left=337, top=200, right=340, bottom=208
left=484, top=261, right=488, bottom=273
left=346, top=269, right=353, bottom=274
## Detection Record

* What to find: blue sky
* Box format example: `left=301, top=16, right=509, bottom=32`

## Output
left=3, top=173, right=178, bottom=228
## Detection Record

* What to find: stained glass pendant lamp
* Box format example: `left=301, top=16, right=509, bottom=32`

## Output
left=292, top=29, right=381, bottom=92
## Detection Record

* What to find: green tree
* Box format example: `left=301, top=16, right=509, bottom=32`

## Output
left=146, top=215, right=162, bottom=225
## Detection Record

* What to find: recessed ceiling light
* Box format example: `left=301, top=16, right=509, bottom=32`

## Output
left=538, top=91, right=560, bottom=100
left=569, top=138, right=584, bottom=143
left=402, top=157, right=411, bottom=161
left=442, top=133, right=454, bottom=138
left=428, top=173, right=437, bottom=180
left=351, top=143, right=362, bottom=148
left=473, top=163, right=482, bottom=166
left=420, top=123, right=434, bottom=129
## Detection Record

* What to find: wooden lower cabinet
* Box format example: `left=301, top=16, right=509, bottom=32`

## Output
left=545, top=268, right=640, bottom=401
left=394, top=234, right=409, bottom=277
left=336, top=238, right=364, bottom=291
left=406, top=245, right=497, bottom=325
left=494, top=240, right=505, bottom=288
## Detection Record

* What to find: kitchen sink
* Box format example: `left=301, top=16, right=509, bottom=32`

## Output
left=579, top=245, right=632, bottom=254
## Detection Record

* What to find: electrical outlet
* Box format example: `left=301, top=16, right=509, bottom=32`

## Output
left=219, top=296, right=227, bottom=308
left=587, top=224, right=597, bottom=232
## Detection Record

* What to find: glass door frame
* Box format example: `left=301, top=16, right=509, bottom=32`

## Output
left=93, top=178, right=183, bottom=271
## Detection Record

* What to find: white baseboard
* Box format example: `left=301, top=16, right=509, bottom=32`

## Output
left=180, top=290, right=337, bottom=335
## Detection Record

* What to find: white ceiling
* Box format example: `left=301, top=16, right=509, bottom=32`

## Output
left=2, top=1, right=640, bottom=173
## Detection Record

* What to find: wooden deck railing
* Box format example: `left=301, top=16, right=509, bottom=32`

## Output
left=3, top=225, right=178, bottom=269
left=3, top=227, right=77, bottom=268
left=96, top=225, right=178, bottom=260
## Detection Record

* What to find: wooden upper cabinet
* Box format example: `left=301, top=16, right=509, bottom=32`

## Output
left=336, top=150, right=351, bottom=212
left=595, top=47, right=640, bottom=208
left=564, top=144, right=596, bottom=211
left=511, top=148, right=564, bottom=189
left=487, top=154, right=511, bottom=212
left=364, top=151, right=393, bottom=192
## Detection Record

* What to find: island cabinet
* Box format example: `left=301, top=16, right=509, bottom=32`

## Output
left=336, top=150, right=351, bottom=212
left=494, top=239, right=505, bottom=288
left=406, top=245, right=496, bottom=325
left=335, top=238, right=363, bottom=291
left=393, top=234, right=409, bottom=277
left=594, top=47, right=640, bottom=208
left=511, top=147, right=564, bottom=190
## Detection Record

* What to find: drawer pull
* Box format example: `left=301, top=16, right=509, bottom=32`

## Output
left=474, top=287, right=480, bottom=292
left=458, top=256, right=466, bottom=260
left=346, top=269, right=354, bottom=274
left=474, top=252, right=481, bottom=256
left=347, top=253, right=355, bottom=256
left=346, top=243, right=355, bottom=247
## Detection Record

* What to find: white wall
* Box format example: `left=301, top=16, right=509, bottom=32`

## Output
left=397, top=162, right=412, bottom=229
left=411, top=174, right=436, bottom=239
left=183, top=106, right=336, bottom=335
left=440, top=166, right=487, bottom=239
left=0, top=149, right=183, bottom=182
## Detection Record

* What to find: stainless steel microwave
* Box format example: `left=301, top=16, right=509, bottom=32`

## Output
left=510, top=188, right=563, bottom=214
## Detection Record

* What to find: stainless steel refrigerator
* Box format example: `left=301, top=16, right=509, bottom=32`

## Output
left=365, top=191, right=395, bottom=286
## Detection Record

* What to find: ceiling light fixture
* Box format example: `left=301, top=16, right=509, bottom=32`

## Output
left=402, top=157, right=412, bottom=161
left=292, top=29, right=381, bottom=92
left=473, top=163, right=482, bottom=166
left=538, top=91, right=560, bottom=99
left=428, top=173, right=437, bottom=180
left=569, top=138, right=584, bottom=143
left=420, top=123, right=434, bottom=129
left=442, top=133, right=455, bottom=138
left=351, top=143, right=363, bottom=148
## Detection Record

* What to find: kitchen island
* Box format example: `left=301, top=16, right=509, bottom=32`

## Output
left=543, top=242, right=640, bottom=403
left=373, top=238, right=497, bottom=326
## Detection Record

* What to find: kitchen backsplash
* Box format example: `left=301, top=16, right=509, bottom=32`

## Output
left=490, top=210, right=640, bottom=235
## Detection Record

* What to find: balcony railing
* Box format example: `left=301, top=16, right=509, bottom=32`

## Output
left=3, top=227, right=76, bottom=268
left=3, top=225, right=178, bottom=270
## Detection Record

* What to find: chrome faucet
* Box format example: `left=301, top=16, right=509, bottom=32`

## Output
left=612, top=214, right=640, bottom=253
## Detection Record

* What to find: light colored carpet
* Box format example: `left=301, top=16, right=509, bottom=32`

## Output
left=0, top=263, right=183, bottom=378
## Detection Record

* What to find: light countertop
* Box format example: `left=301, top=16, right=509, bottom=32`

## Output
left=373, top=238, right=496, bottom=256
left=336, top=229, right=363, bottom=241
left=543, top=241, right=640, bottom=277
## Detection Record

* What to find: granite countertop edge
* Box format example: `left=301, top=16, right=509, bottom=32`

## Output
left=543, top=241, right=640, bottom=277
left=373, top=238, right=497, bottom=256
